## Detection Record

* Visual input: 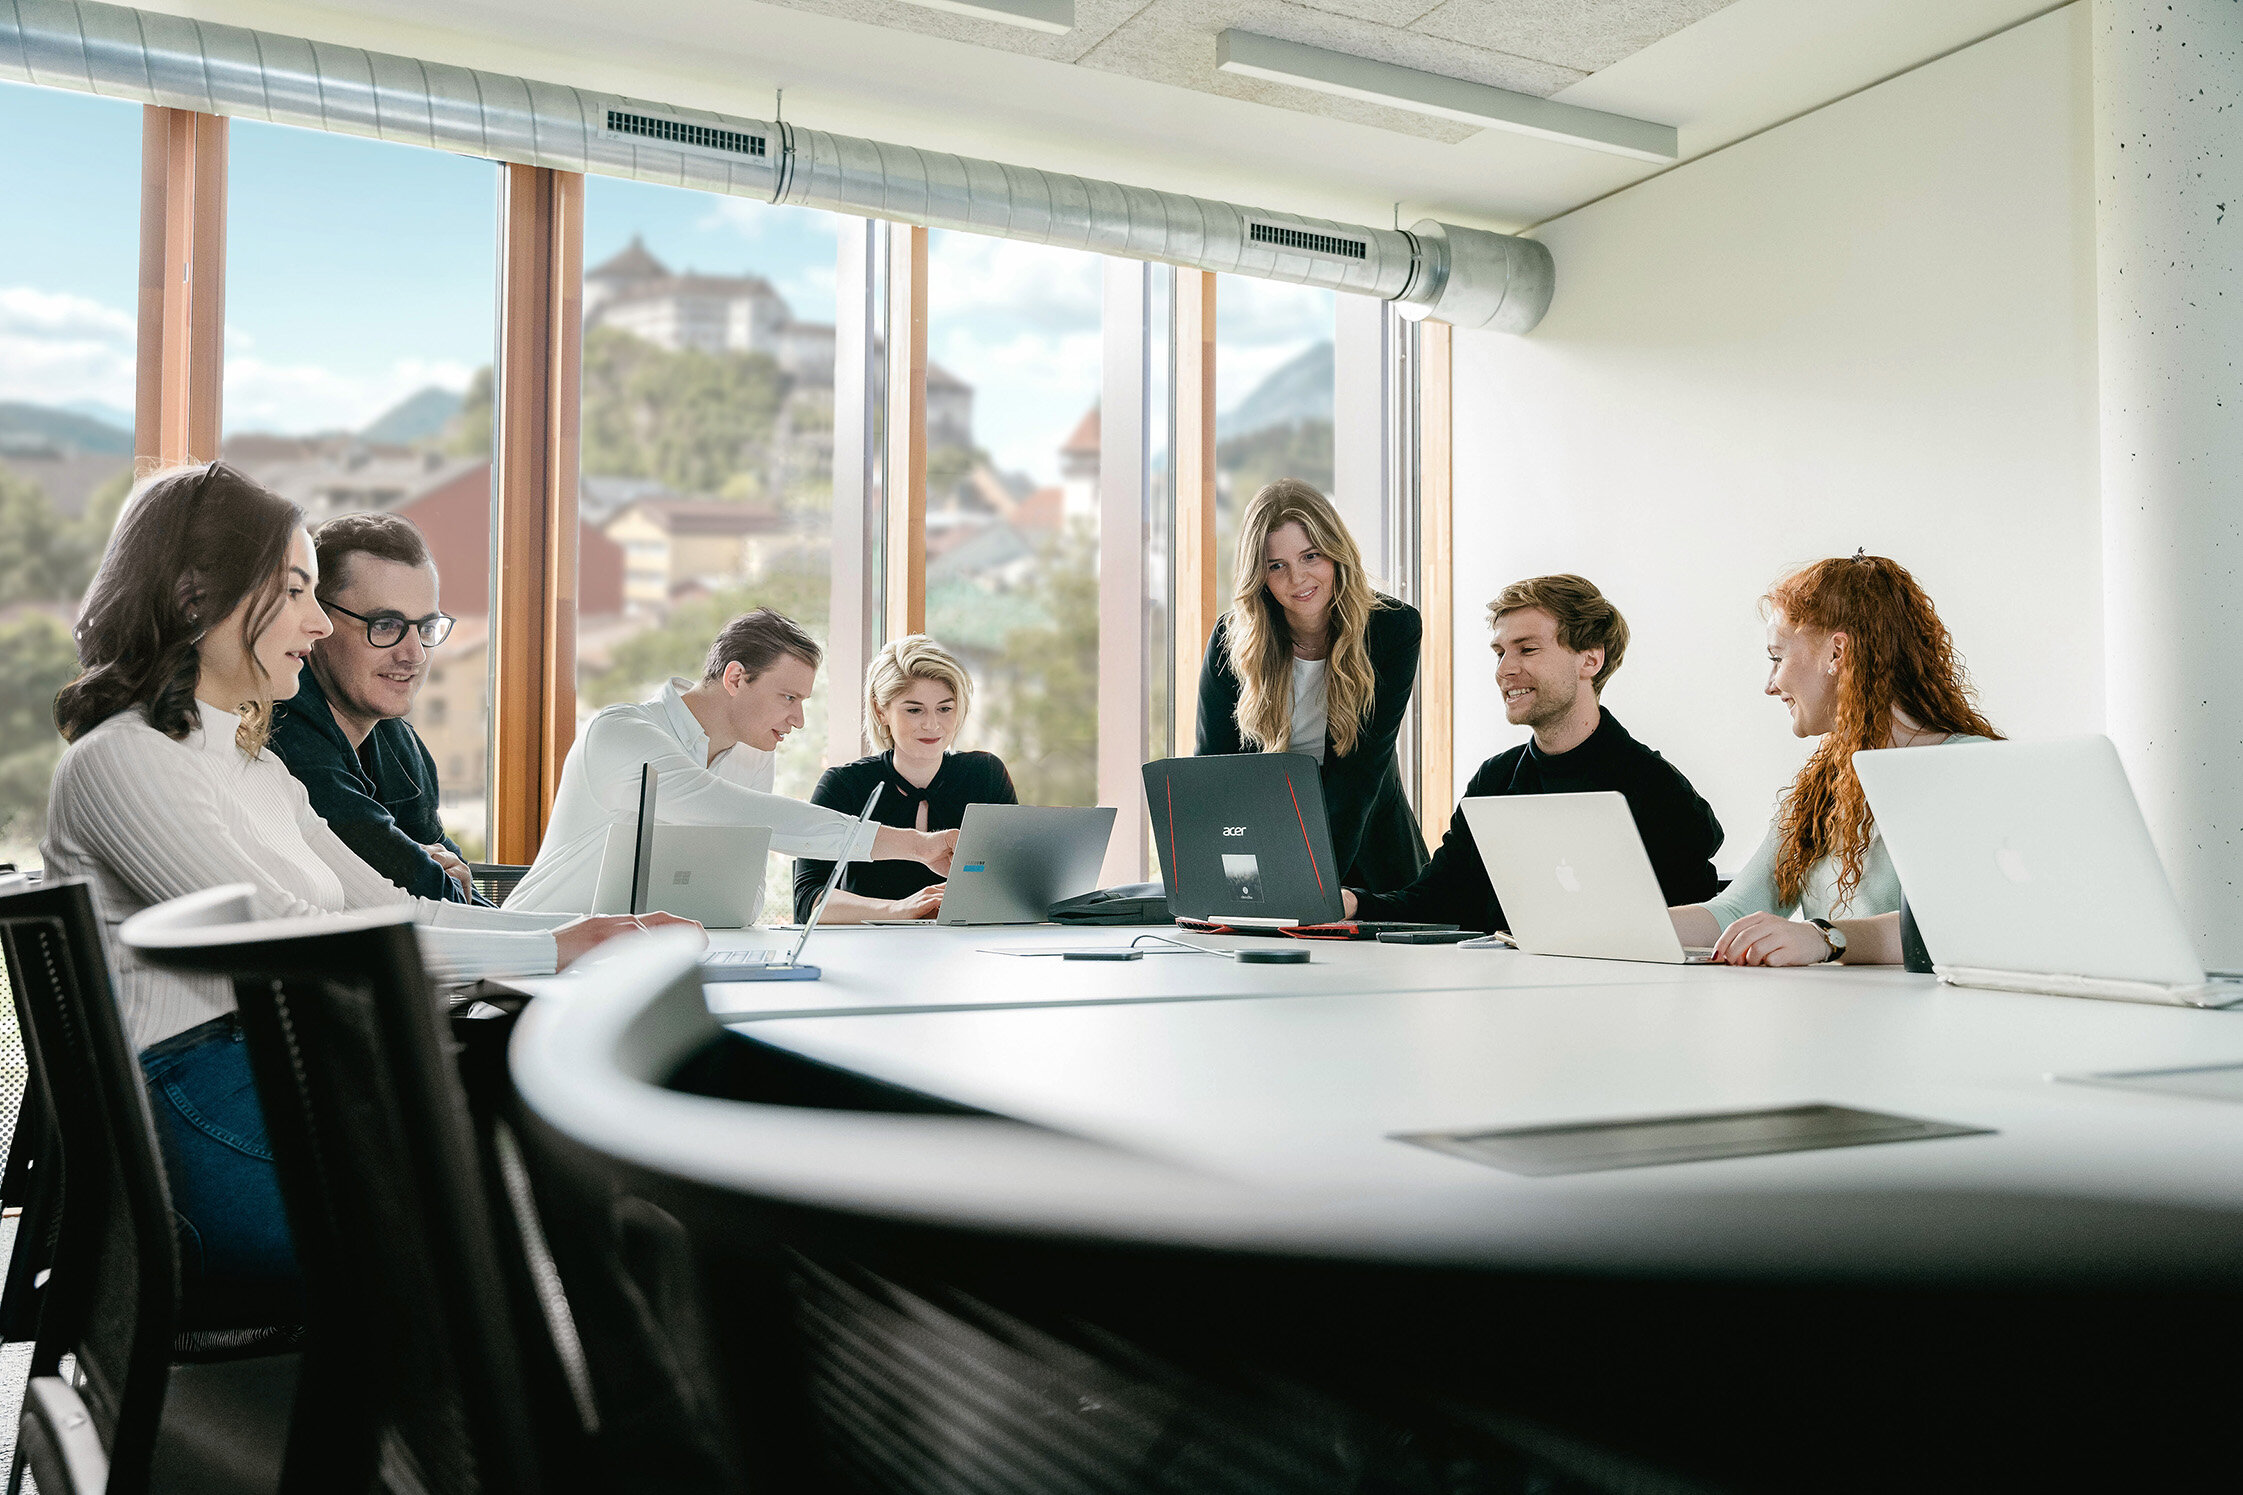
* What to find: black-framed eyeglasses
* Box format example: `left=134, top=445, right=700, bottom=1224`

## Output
left=325, top=602, right=456, bottom=649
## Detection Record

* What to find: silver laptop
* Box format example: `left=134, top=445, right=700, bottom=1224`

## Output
left=1463, top=792, right=1714, bottom=965
left=704, top=783, right=885, bottom=981
left=591, top=823, right=771, bottom=928
left=868, top=804, right=1118, bottom=926
left=1854, top=735, right=2243, bottom=1007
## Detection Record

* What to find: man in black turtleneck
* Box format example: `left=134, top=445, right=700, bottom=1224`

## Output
left=1344, top=574, right=1722, bottom=934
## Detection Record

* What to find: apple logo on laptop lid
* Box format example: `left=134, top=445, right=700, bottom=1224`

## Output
left=1996, top=839, right=2032, bottom=884
left=1555, top=859, right=1582, bottom=894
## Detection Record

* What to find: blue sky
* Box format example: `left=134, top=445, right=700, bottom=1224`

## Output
left=1, top=78, right=1333, bottom=484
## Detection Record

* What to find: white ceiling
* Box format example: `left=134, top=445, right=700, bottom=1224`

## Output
left=140, top=0, right=2065, bottom=232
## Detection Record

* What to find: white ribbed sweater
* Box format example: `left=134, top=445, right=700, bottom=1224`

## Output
left=43, top=701, right=569, bottom=1051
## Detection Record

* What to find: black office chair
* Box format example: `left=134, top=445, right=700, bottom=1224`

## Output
left=123, top=887, right=557, bottom=1495
left=0, top=878, right=298, bottom=1495
left=468, top=864, right=532, bottom=908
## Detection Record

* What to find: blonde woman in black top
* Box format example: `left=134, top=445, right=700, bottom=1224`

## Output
left=793, top=635, right=1017, bottom=922
left=1196, top=478, right=1426, bottom=891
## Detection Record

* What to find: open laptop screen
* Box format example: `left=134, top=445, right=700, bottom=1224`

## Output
left=1142, top=754, right=1342, bottom=925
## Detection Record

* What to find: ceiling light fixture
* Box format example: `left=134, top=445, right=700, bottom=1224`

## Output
left=895, top=0, right=1074, bottom=35
left=1216, top=30, right=1677, bottom=163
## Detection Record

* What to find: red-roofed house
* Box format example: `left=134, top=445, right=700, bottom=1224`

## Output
left=391, top=463, right=627, bottom=618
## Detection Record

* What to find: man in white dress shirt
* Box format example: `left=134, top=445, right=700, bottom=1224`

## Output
left=506, top=608, right=956, bottom=913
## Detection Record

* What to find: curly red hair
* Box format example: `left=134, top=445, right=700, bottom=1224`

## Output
left=1767, top=555, right=2001, bottom=909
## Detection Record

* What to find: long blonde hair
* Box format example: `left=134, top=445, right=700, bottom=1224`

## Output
left=1224, top=479, right=1385, bottom=757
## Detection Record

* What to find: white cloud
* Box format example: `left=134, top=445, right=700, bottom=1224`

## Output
left=699, top=197, right=773, bottom=240
left=0, top=285, right=137, bottom=409
left=928, top=234, right=1102, bottom=335
left=223, top=355, right=476, bottom=435
left=1215, top=276, right=1334, bottom=348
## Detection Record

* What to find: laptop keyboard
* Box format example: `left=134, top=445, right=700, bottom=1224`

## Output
left=701, top=949, right=793, bottom=968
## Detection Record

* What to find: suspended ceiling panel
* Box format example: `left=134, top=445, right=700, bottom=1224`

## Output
left=118, top=0, right=2068, bottom=231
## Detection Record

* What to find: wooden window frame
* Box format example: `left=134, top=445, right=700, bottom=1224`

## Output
left=884, top=222, right=929, bottom=641
left=1170, top=271, right=1218, bottom=754
left=1416, top=319, right=1455, bottom=843
left=488, top=165, right=585, bottom=863
left=135, top=107, right=227, bottom=467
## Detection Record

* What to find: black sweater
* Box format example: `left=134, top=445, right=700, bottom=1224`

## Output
left=1352, top=709, right=1723, bottom=933
left=267, top=668, right=478, bottom=903
left=1195, top=597, right=1428, bottom=894
left=792, top=749, right=1018, bottom=921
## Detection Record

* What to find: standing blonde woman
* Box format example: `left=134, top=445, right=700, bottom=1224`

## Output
left=1196, top=479, right=1426, bottom=891
left=793, top=634, right=1017, bottom=923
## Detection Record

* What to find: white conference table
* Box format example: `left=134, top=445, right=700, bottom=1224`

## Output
left=656, top=922, right=2243, bottom=1283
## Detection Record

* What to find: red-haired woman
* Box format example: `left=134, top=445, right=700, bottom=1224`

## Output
left=1669, top=554, right=1999, bottom=966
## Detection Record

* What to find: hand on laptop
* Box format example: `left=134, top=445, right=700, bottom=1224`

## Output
left=887, top=885, right=945, bottom=920
left=873, top=824, right=958, bottom=875
left=1711, top=912, right=1830, bottom=967
left=554, top=911, right=708, bottom=968
left=1341, top=889, right=1359, bottom=919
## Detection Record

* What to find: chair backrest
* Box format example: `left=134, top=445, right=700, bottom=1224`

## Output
left=123, top=887, right=543, bottom=1495
left=0, top=878, right=181, bottom=1490
left=468, top=864, right=531, bottom=909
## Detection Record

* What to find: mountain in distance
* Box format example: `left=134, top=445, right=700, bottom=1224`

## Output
left=360, top=385, right=464, bottom=446
left=1216, top=339, right=1334, bottom=441
left=0, top=400, right=133, bottom=455
left=60, top=398, right=135, bottom=432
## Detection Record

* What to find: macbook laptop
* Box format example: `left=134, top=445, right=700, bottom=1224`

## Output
left=868, top=803, right=1118, bottom=926
left=702, top=782, right=885, bottom=981
left=588, top=764, right=771, bottom=928
left=1463, top=792, right=1714, bottom=964
left=1141, top=754, right=1453, bottom=935
left=1854, top=735, right=2243, bottom=1007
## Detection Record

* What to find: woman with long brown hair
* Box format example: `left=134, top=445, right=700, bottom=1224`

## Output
left=1195, top=478, right=1425, bottom=891
left=45, top=462, right=690, bottom=1324
left=1670, top=553, right=1999, bottom=966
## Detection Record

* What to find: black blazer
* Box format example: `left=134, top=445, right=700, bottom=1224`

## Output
left=791, top=749, right=1018, bottom=921
left=1196, top=597, right=1428, bottom=894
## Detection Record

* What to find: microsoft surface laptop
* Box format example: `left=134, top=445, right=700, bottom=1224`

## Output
left=870, top=804, right=1119, bottom=926
left=1463, top=792, right=1713, bottom=965
left=1854, top=735, right=2243, bottom=1007
left=589, top=764, right=771, bottom=928
left=703, top=783, right=885, bottom=981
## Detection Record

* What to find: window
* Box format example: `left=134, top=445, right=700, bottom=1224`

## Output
left=0, top=81, right=143, bottom=871
left=222, top=120, right=500, bottom=856
left=1214, top=278, right=1337, bottom=590
left=575, top=180, right=841, bottom=918
left=924, top=232, right=1104, bottom=809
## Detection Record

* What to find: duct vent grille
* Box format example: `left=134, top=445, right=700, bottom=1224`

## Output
left=606, top=110, right=766, bottom=158
left=1249, top=223, right=1366, bottom=260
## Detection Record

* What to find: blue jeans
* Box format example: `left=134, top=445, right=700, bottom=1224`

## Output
left=139, top=1016, right=302, bottom=1328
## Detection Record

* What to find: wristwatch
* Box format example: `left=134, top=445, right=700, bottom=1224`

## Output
left=1810, top=918, right=1847, bottom=963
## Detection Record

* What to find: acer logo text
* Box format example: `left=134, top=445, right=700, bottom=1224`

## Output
left=1222, top=826, right=1247, bottom=837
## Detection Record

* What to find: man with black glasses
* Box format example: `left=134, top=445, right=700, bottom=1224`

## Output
left=268, top=511, right=480, bottom=901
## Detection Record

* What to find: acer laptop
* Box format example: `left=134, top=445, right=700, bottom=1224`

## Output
left=1463, top=792, right=1714, bottom=964
left=1854, top=735, right=2243, bottom=1007
left=1141, top=754, right=1452, bottom=934
left=590, top=765, right=771, bottom=928
left=868, top=804, right=1118, bottom=926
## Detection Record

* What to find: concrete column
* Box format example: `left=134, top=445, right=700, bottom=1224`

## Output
left=2094, top=1, right=2243, bottom=964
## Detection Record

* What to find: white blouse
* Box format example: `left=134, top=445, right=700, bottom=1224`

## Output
left=1287, top=656, right=1329, bottom=762
left=42, top=701, right=571, bottom=1050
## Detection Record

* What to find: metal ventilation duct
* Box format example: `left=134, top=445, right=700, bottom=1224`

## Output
left=0, top=0, right=1554, bottom=333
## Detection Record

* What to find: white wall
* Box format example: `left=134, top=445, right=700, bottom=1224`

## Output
left=1449, top=4, right=2101, bottom=871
